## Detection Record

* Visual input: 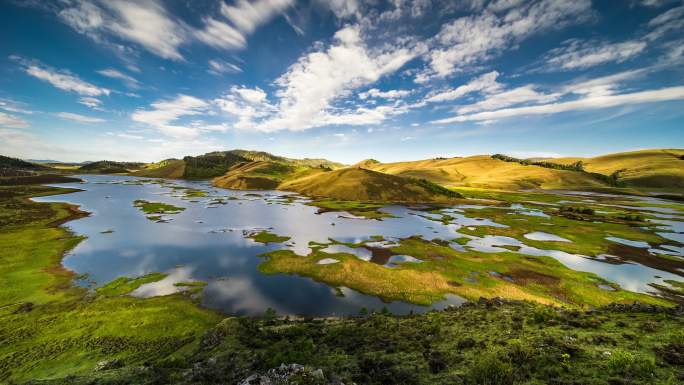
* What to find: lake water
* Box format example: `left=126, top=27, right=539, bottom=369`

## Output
left=34, top=175, right=684, bottom=315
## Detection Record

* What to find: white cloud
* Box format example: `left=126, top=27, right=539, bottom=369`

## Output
left=544, top=39, right=647, bottom=70
left=645, top=3, right=684, bottom=41
left=323, top=0, right=360, bottom=19
left=456, top=85, right=561, bottom=114
left=247, top=25, right=419, bottom=131
left=0, top=112, right=30, bottom=128
left=131, top=94, right=210, bottom=138
left=639, top=0, right=677, bottom=7
left=117, top=132, right=144, bottom=140
left=78, top=97, right=103, bottom=109
left=194, top=17, right=246, bottom=50
left=425, top=71, right=502, bottom=103
left=213, top=86, right=276, bottom=130
left=234, top=86, right=268, bottom=104
left=359, top=88, right=412, bottom=100
left=57, top=0, right=291, bottom=59
left=0, top=98, right=34, bottom=115
left=432, top=72, right=684, bottom=124
left=420, top=0, right=592, bottom=80
left=208, top=59, right=242, bottom=75
left=20, top=60, right=109, bottom=96
left=97, top=68, right=140, bottom=88
left=196, top=0, right=293, bottom=51
left=59, top=0, right=188, bottom=60
left=55, top=112, right=106, bottom=123
left=220, top=0, right=294, bottom=34
left=562, top=69, right=647, bottom=97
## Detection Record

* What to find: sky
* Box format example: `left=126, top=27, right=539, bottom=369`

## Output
left=0, top=0, right=683, bottom=164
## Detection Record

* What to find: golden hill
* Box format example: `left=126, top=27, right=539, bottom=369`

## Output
left=277, top=167, right=461, bottom=202
left=548, top=149, right=684, bottom=189
left=213, top=161, right=303, bottom=190
left=365, top=155, right=606, bottom=190
left=131, top=159, right=185, bottom=179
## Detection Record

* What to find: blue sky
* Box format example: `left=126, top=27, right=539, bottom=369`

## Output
left=0, top=0, right=683, bottom=163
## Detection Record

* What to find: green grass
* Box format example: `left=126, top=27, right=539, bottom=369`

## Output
left=1, top=184, right=683, bottom=384
left=133, top=200, right=185, bottom=215
left=259, top=236, right=672, bottom=308
left=0, top=185, right=221, bottom=382
left=95, top=273, right=168, bottom=296
left=308, top=199, right=395, bottom=219
left=248, top=230, right=291, bottom=244
left=29, top=301, right=684, bottom=385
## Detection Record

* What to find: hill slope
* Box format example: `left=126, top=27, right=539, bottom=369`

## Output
left=0, top=155, right=50, bottom=176
left=278, top=167, right=461, bottom=202
left=131, top=159, right=185, bottom=178
left=213, top=161, right=303, bottom=190
left=548, top=149, right=684, bottom=189
left=79, top=161, right=143, bottom=174
left=365, top=155, right=607, bottom=190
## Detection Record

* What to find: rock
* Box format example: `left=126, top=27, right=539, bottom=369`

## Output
left=13, top=302, right=33, bottom=314
left=94, top=359, right=122, bottom=371
left=238, top=364, right=338, bottom=385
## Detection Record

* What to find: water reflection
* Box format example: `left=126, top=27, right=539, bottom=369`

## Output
left=34, top=175, right=684, bottom=312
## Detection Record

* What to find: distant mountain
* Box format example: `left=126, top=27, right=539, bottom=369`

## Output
left=78, top=160, right=144, bottom=174
left=25, top=159, right=62, bottom=164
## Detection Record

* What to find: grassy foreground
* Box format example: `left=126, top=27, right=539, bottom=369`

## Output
left=1, top=184, right=683, bottom=384
left=0, top=185, right=221, bottom=383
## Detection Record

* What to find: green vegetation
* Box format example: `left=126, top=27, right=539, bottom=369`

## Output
left=247, top=230, right=291, bottom=244
left=79, top=161, right=143, bottom=174
left=24, top=301, right=684, bottom=385
left=0, top=185, right=221, bottom=382
left=213, top=161, right=304, bottom=190
left=1, top=178, right=683, bottom=384
left=546, top=149, right=684, bottom=190
left=0, top=174, right=81, bottom=186
left=308, top=199, right=394, bottom=219
left=259, top=236, right=671, bottom=307
left=95, top=273, right=168, bottom=296
left=131, top=159, right=185, bottom=179
left=133, top=200, right=185, bottom=215
left=278, top=167, right=463, bottom=202
left=0, top=155, right=50, bottom=176
left=492, top=154, right=625, bottom=187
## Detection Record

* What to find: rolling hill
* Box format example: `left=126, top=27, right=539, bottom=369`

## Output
left=364, top=155, right=608, bottom=190
left=213, top=161, right=305, bottom=190
left=546, top=149, right=684, bottom=189
left=131, top=150, right=344, bottom=180
left=0, top=155, right=50, bottom=176
left=78, top=161, right=144, bottom=174
left=278, top=167, right=461, bottom=202
left=131, top=159, right=186, bottom=179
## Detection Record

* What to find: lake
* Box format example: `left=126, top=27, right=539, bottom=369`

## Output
left=34, top=175, right=684, bottom=315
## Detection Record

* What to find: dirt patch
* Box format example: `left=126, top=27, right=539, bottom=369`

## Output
left=508, top=269, right=560, bottom=287
left=607, top=243, right=684, bottom=277
left=48, top=204, right=90, bottom=227
left=364, top=246, right=396, bottom=265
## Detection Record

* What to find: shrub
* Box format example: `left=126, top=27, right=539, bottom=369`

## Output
left=606, top=349, right=656, bottom=378
left=468, top=351, right=514, bottom=385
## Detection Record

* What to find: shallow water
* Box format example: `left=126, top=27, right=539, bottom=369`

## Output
left=524, top=231, right=571, bottom=242
left=34, top=175, right=684, bottom=313
left=35, top=175, right=467, bottom=316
